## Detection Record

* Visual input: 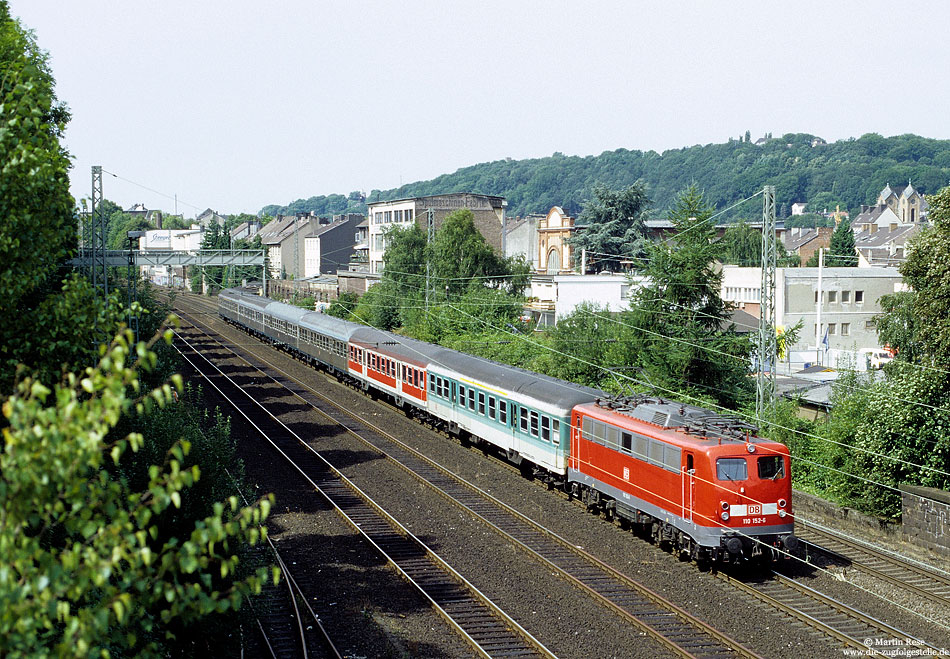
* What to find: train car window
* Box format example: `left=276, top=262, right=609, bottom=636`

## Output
left=757, top=456, right=785, bottom=480
left=606, top=426, right=619, bottom=450
left=458, top=385, right=466, bottom=403
left=621, top=432, right=632, bottom=454
left=521, top=407, right=529, bottom=432
left=429, top=375, right=436, bottom=393
left=540, top=415, right=550, bottom=441
left=499, top=401, right=507, bottom=424
left=716, top=458, right=748, bottom=481
left=552, top=419, right=560, bottom=445
left=478, top=392, right=485, bottom=415
left=468, top=389, right=475, bottom=410
left=664, top=445, right=682, bottom=472
left=530, top=411, right=539, bottom=437
left=488, top=396, right=496, bottom=419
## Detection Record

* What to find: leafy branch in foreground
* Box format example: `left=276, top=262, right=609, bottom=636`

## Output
left=0, top=326, right=277, bottom=658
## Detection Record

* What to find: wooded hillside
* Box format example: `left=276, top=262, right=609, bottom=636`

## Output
left=261, top=132, right=950, bottom=220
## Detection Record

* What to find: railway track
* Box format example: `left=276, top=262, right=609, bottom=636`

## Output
left=248, top=544, right=342, bottom=659
left=717, top=569, right=945, bottom=657
left=171, top=321, right=556, bottom=658
left=169, top=292, right=762, bottom=659
left=796, top=519, right=950, bottom=612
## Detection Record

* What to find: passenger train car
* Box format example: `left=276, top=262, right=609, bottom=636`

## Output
left=218, top=288, right=797, bottom=563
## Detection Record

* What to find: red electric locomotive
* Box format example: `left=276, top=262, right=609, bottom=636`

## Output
left=568, top=395, right=797, bottom=563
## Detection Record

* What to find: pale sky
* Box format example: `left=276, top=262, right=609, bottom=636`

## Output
left=13, top=1, right=950, bottom=217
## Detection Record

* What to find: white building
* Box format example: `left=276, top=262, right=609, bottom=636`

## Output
left=720, top=265, right=904, bottom=370
left=137, top=227, right=204, bottom=285
left=367, top=194, right=506, bottom=274
left=527, top=273, right=643, bottom=326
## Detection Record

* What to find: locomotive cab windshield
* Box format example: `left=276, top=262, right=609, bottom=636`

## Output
left=757, top=455, right=785, bottom=480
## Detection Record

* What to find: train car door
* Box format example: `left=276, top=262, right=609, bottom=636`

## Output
left=682, top=453, right=695, bottom=523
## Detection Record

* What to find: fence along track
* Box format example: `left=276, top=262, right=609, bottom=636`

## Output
left=171, top=295, right=760, bottom=659
left=171, top=326, right=556, bottom=659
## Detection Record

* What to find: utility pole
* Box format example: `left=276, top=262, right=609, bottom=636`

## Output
left=425, top=208, right=434, bottom=311
left=90, top=165, right=108, bottom=297
left=816, top=247, right=824, bottom=366
left=294, top=215, right=300, bottom=281
left=756, top=185, right=776, bottom=423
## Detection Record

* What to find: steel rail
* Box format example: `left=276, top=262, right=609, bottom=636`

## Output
left=715, top=570, right=945, bottom=657
left=796, top=520, right=950, bottom=611
left=171, top=326, right=556, bottom=659
left=170, top=293, right=760, bottom=659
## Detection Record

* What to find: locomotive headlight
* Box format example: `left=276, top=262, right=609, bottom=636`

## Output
left=778, top=509, right=787, bottom=518
left=778, top=498, right=787, bottom=508
left=720, top=501, right=729, bottom=511
left=720, top=511, right=730, bottom=521
left=746, top=443, right=755, bottom=453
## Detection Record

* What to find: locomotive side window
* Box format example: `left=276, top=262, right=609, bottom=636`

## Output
left=757, top=456, right=785, bottom=480
left=591, top=420, right=605, bottom=445
left=582, top=416, right=592, bottom=440
left=634, top=434, right=647, bottom=461
left=649, top=438, right=665, bottom=466
left=621, top=432, right=632, bottom=454
left=664, top=445, right=682, bottom=472
left=606, top=426, right=619, bottom=450
left=716, top=458, right=748, bottom=481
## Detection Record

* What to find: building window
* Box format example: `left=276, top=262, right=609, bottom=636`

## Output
left=406, top=209, right=414, bottom=221
left=842, top=290, right=851, bottom=303
left=865, top=320, right=876, bottom=330
left=374, top=212, right=382, bottom=224
left=841, top=323, right=850, bottom=336
left=814, top=291, right=819, bottom=303
left=828, top=291, right=837, bottom=303
left=828, top=323, right=836, bottom=335
left=855, top=290, right=864, bottom=303
left=394, top=210, right=402, bottom=222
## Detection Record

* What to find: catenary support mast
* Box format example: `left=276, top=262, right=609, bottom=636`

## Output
left=756, top=185, right=777, bottom=422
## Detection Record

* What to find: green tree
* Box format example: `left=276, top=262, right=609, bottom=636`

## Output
left=0, top=329, right=275, bottom=656
left=874, top=291, right=922, bottom=361
left=0, top=1, right=78, bottom=376
left=427, top=209, right=529, bottom=296
left=625, top=185, right=753, bottom=407
left=824, top=219, right=857, bottom=267
left=326, top=291, right=358, bottom=319
left=381, top=222, right=427, bottom=298
left=720, top=221, right=760, bottom=266
left=568, top=183, right=651, bottom=273
left=189, top=223, right=230, bottom=293
left=898, top=185, right=950, bottom=364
